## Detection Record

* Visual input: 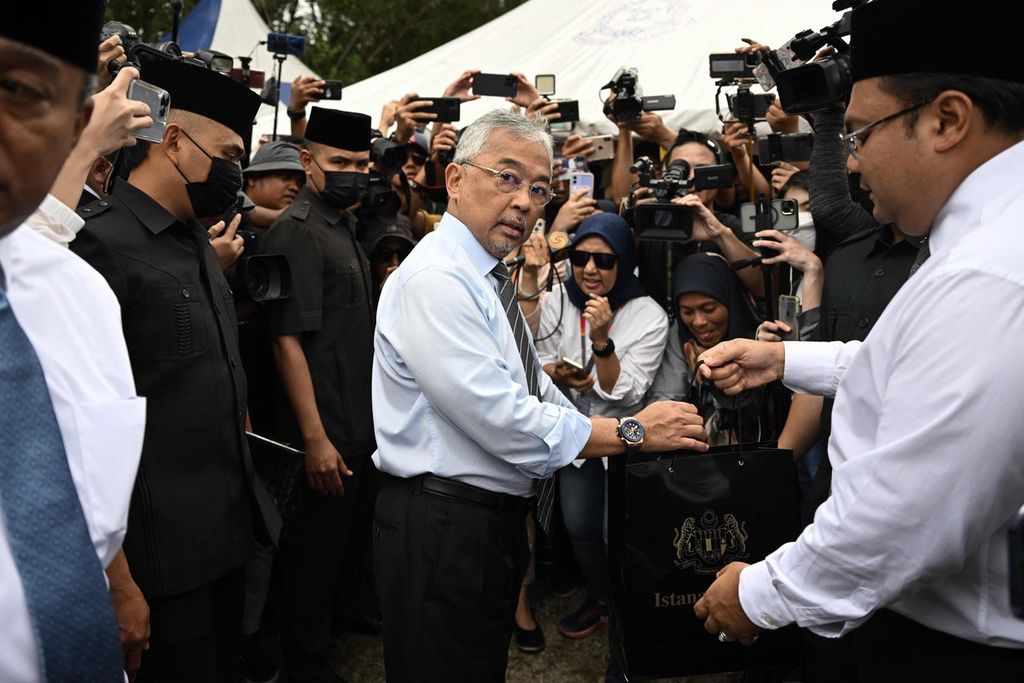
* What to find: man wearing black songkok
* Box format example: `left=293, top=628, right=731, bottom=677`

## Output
left=695, top=0, right=1024, bottom=679
left=71, top=57, right=279, bottom=682
left=260, top=106, right=377, bottom=683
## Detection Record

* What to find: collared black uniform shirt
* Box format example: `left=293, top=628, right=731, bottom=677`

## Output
left=71, top=181, right=259, bottom=598
left=260, top=186, right=376, bottom=457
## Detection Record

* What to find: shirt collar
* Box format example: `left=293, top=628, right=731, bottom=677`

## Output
left=929, top=138, right=1024, bottom=258
left=437, top=212, right=499, bottom=279
left=304, top=186, right=348, bottom=226
left=115, top=181, right=181, bottom=235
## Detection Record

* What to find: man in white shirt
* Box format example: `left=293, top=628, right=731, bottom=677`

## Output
left=0, top=6, right=146, bottom=682
left=693, top=0, right=1024, bottom=679
left=372, top=108, right=708, bottom=682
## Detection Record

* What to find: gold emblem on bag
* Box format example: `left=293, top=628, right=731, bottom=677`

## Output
left=672, top=510, right=749, bottom=574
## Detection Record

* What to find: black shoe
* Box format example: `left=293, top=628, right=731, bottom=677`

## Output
left=241, top=634, right=279, bottom=683
left=513, top=623, right=546, bottom=653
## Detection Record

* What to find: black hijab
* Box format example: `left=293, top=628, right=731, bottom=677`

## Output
left=671, top=253, right=761, bottom=346
left=565, top=213, right=648, bottom=312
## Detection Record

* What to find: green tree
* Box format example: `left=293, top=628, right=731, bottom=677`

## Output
left=105, top=0, right=527, bottom=85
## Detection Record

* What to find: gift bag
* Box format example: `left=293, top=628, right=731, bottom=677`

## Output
left=608, top=442, right=801, bottom=680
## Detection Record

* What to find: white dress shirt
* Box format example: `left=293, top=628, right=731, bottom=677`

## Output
left=536, top=284, right=667, bottom=467
left=372, top=213, right=593, bottom=497
left=0, top=225, right=145, bottom=683
left=738, top=140, right=1024, bottom=647
left=24, top=193, right=85, bottom=247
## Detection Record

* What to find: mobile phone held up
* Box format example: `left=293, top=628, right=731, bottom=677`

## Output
left=740, top=198, right=799, bottom=234
left=128, top=80, right=170, bottom=143
left=570, top=172, right=595, bottom=200
left=410, top=97, right=461, bottom=123
left=473, top=73, right=518, bottom=98
left=321, top=80, right=342, bottom=100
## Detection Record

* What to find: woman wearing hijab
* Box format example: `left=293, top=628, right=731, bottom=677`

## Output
left=647, top=252, right=769, bottom=445
left=535, top=213, right=668, bottom=645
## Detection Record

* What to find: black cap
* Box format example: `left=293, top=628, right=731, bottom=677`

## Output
left=245, top=141, right=304, bottom=175
left=360, top=214, right=416, bottom=255
left=305, top=107, right=371, bottom=151
left=2, top=2, right=106, bottom=73
left=851, top=0, right=1024, bottom=84
left=142, top=58, right=263, bottom=141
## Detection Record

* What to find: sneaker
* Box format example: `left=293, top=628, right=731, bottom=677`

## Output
left=513, top=623, right=546, bottom=653
left=557, top=596, right=609, bottom=639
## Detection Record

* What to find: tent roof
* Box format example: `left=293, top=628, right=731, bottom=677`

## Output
left=255, top=0, right=840, bottom=140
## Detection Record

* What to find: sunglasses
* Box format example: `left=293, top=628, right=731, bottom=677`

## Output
left=569, top=249, right=617, bottom=270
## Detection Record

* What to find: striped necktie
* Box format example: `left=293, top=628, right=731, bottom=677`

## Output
left=492, top=262, right=556, bottom=532
left=0, top=285, right=123, bottom=681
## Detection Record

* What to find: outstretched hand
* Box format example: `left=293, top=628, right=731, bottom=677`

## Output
left=696, top=339, right=785, bottom=395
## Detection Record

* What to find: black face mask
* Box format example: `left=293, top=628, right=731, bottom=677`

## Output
left=312, top=157, right=369, bottom=209
left=173, top=128, right=243, bottom=219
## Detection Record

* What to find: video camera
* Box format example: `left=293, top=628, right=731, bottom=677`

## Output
left=709, top=54, right=775, bottom=124
left=628, top=157, right=735, bottom=241
left=757, top=132, right=814, bottom=163
left=226, top=228, right=291, bottom=305
left=370, top=136, right=407, bottom=176
left=752, top=0, right=869, bottom=114
left=601, top=68, right=676, bottom=123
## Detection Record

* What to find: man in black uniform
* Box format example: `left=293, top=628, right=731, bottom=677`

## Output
left=260, top=106, right=377, bottom=683
left=71, top=58, right=274, bottom=682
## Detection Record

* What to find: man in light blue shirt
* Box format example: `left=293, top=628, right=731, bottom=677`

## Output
left=372, top=108, right=708, bottom=682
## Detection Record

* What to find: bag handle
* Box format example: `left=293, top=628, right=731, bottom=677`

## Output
left=694, top=359, right=745, bottom=449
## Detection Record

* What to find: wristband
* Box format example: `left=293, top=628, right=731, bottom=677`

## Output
left=286, top=108, right=307, bottom=121
left=592, top=338, right=615, bottom=358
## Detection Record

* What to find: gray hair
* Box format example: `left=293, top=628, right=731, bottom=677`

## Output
left=452, top=107, right=553, bottom=165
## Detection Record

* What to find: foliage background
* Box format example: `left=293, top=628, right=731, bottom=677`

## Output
left=105, top=0, right=527, bottom=85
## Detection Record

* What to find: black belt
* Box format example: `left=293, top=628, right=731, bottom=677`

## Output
left=383, top=473, right=532, bottom=515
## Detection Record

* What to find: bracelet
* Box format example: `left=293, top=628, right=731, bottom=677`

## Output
left=286, top=108, right=307, bottom=121
left=517, top=282, right=542, bottom=300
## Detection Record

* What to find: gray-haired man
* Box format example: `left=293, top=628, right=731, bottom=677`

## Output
left=371, top=108, right=708, bottom=681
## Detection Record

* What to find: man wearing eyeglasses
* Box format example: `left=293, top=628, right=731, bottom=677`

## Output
left=371, top=107, right=710, bottom=682
left=692, top=0, right=1024, bottom=679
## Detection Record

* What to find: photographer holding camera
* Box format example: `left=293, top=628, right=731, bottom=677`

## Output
left=695, top=2, right=1024, bottom=678
left=70, top=57, right=275, bottom=681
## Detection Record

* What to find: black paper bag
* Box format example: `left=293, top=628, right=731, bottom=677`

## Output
left=608, top=443, right=801, bottom=680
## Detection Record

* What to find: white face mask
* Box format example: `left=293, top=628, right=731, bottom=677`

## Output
left=791, top=211, right=816, bottom=251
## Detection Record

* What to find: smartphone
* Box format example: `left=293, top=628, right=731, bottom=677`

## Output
left=777, top=295, right=801, bottom=341
left=472, top=73, right=517, bottom=98
left=321, top=80, right=342, bottom=100
left=570, top=171, right=595, bottom=199
left=560, top=356, right=586, bottom=373
left=128, top=79, right=170, bottom=143
left=535, top=74, right=556, bottom=97
left=411, top=96, right=461, bottom=123
left=266, top=32, right=306, bottom=57
left=552, top=99, right=579, bottom=123
left=580, top=134, right=615, bottom=162
left=740, top=198, right=799, bottom=233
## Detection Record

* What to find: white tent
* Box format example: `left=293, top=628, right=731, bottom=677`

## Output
left=254, top=0, right=841, bottom=140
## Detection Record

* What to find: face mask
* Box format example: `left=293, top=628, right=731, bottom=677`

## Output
left=792, top=211, right=816, bottom=251
left=312, top=157, right=369, bottom=209
left=172, top=129, right=243, bottom=219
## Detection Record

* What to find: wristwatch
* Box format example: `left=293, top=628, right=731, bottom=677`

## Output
left=617, top=417, right=645, bottom=454
left=286, top=108, right=307, bottom=121
left=592, top=338, right=615, bottom=358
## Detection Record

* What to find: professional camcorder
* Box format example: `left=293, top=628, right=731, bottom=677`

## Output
left=601, top=68, right=676, bottom=123
left=628, top=157, right=734, bottom=241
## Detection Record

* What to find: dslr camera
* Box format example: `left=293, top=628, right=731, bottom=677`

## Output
left=628, top=157, right=734, bottom=241
left=601, top=68, right=676, bottom=123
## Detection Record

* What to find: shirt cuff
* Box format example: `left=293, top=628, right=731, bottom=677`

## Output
left=781, top=341, right=844, bottom=396
left=738, top=557, right=797, bottom=631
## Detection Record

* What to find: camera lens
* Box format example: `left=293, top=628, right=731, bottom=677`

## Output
left=781, top=199, right=796, bottom=215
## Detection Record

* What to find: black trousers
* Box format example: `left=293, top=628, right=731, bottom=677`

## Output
left=280, top=454, right=373, bottom=682
left=136, top=566, right=246, bottom=683
left=374, top=475, right=530, bottom=683
left=805, top=608, right=1024, bottom=682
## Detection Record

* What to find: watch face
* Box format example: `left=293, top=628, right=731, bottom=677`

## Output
left=620, top=418, right=645, bottom=444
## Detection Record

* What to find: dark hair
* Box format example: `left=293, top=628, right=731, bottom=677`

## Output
left=668, top=129, right=725, bottom=164
left=879, top=73, right=1024, bottom=135
left=125, top=140, right=151, bottom=171
left=779, top=170, right=809, bottom=198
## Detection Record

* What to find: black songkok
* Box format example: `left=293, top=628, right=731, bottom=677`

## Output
left=851, top=0, right=1024, bottom=84
left=142, top=58, right=262, bottom=141
left=1, top=2, right=106, bottom=73
left=304, top=107, right=371, bottom=152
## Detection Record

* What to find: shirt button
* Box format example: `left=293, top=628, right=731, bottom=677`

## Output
left=761, top=613, right=776, bottom=627
left=229, top=356, right=238, bottom=367
left=215, top=303, right=222, bottom=314
left=874, top=268, right=886, bottom=277
left=182, top=289, right=190, bottom=298
left=858, top=317, right=869, bottom=328
left=98, top=201, right=109, bottom=207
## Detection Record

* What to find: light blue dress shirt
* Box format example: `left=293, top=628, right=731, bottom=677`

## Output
left=372, top=213, right=593, bottom=497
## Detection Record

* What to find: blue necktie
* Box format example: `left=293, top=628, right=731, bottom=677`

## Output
left=0, top=284, right=123, bottom=681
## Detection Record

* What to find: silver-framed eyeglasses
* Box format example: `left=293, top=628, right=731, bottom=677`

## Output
left=461, top=161, right=554, bottom=206
left=840, top=98, right=934, bottom=160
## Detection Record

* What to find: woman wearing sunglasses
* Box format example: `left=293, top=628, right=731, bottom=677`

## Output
left=646, top=252, right=770, bottom=445
left=535, top=213, right=668, bottom=649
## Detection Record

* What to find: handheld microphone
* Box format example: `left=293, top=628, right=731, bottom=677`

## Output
left=503, top=232, right=571, bottom=269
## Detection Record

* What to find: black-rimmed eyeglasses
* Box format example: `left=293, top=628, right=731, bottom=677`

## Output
left=840, top=98, right=935, bottom=160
